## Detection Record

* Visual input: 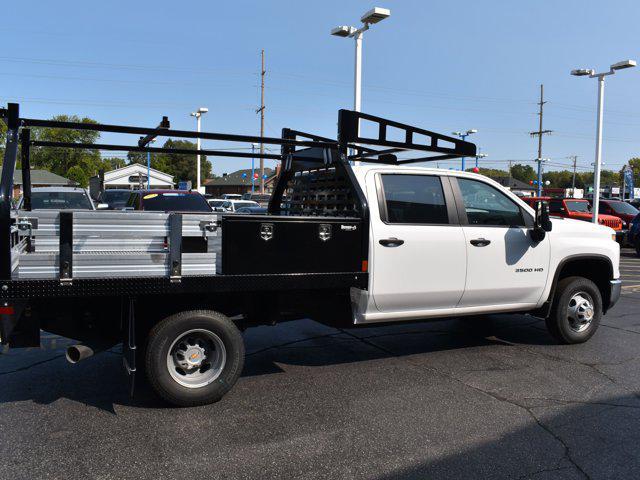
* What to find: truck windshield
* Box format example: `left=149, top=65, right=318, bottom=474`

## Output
left=141, top=192, right=212, bottom=212
left=565, top=201, right=591, bottom=213
left=30, top=192, right=93, bottom=210
left=609, top=201, right=639, bottom=215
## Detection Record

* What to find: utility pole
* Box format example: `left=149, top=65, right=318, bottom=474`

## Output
left=508, top=160, right=513, bottom=186
left=257, top=49, right=266, bottom=194
left=529, top=84, right=553, bottom=196
left=569, top=155, right=578, bottom=196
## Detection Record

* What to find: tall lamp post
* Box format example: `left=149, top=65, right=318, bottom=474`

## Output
left=146, top=138, right=155, bottom=189
left=251, top=143, right=258, bottom=194
left=571, top=59, right=636, bottom=224
left=190, top=107, right=208, bottom=192
left=452, top=129, right=477, bottom=170
left=331, top=7, right=391, bottom=164
left=474, top=152, right=487, bottom=169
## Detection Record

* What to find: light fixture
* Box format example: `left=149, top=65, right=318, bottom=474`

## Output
left=330, top=25, right=354, bottom=37
left=571, top=69, right=595, bottom=76
left=360, top=7, right=391, bottom=24
left=611, top=59, right=636, bottom=71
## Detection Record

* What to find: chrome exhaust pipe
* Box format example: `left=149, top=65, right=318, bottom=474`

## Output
left=65, top=344, right=95, bottom=364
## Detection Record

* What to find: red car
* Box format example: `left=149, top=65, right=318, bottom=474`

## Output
left=591, top=199, right=639, bottom=231
left=522, top=197, right=623, bottom=238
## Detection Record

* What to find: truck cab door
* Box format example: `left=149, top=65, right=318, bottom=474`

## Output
left=451, top=177, right=550, bottom=308
left=362, top=172, right=467, bottom=319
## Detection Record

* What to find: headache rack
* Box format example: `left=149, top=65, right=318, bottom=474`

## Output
left=0, top=103, right=475, bottom=287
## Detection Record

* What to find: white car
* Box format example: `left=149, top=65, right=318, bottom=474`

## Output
left=213, top=199, right=260, bottom=213
left=16, top=186, right=96, bottom=210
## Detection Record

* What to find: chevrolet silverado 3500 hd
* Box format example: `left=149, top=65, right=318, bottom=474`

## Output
left=0, top=104, right=621, bottom=406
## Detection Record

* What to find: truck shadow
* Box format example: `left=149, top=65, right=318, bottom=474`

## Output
left=241, top=314, right=552, bottom=377
left=0, top=314, right=554, bottom=412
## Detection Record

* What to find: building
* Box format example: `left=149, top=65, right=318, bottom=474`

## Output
left=12, top=169, right=75, bottom=198
left=203, top=168, right=277, bottom=198
left=491, top=176, right=537, bottom=196
left=100, top=164, right=174, bottom=190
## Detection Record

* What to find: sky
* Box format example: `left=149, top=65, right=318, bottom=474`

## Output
left=3, top=0, right=640, bottom=177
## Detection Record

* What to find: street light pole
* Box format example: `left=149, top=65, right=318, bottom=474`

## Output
left=190, top=107, right=208, bottom=192
left=571, top=59, right=636, bottom=224
left=251, top=143, right=258, bottom=194
left=331, top=7, right=391, bottom=165
left=452, top=129, right=477, bottom=170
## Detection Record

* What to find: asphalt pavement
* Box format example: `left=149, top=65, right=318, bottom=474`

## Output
left=1, top=250, right=640, bottom=479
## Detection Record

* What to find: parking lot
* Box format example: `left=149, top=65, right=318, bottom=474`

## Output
left=0, top=249, right=639, bottom=480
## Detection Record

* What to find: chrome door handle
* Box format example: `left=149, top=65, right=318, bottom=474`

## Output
left=470, top=238, right=491, bottom=247
left=379, top=237, right=404, bottom=247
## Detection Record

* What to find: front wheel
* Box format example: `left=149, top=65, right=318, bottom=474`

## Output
left=546, top=276, right=602, bottom=344
left=145, top=310, right=245, bottom=407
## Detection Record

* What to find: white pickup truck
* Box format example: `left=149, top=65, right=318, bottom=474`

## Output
left=0, top=106, right=621, bottom=406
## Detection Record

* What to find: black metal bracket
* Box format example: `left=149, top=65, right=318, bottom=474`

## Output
left=169, top=213, right=182, bottom=282
left=138, top=116, right=170, bottom=148
left=123, top=296, right=136, bottom=397
left=59, top=211, right=73, bottom=284
left=338, top=110, right=476, bottom=163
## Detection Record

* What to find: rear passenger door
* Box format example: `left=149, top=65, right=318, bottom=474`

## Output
left=368, top=172, right=467, bottom=313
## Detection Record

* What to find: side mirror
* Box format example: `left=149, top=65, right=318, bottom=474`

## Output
left=96, top=203, right=109, bottom=210
left=530, top=201, right=552, bottom=242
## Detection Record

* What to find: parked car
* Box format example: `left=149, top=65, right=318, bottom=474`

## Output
left=17, top=186, right=95, bottom=210
left=213, top=199, right=260, bottom=213
left=96, top=189, right=132, bottom=210
left=522, top=196, right=624, bottom=241
left=206, top=198, right=226, bottom=210
left=626, top=198, right=640, bottom=209
left=591, top=199, right=639, bottom=234
left=235, top=206, right=268, bottom=214
left=628, top=213, right=640, bottom=255
left=241, top=192, right=271, bottom=205
left=125, top=190, right=212, bottom=212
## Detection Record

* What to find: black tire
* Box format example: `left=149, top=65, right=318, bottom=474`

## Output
left=145, top=310, right=244, bottom=407
left=546, top=276, right=602, bottom=344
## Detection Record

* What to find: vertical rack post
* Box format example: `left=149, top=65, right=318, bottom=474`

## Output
left=0, top=103, right=21, bottom=279
left=21, top=129, right=32, bottom=211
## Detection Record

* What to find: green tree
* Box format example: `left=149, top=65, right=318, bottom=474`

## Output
left=510, top=164, right=536, bottom=183
left=127, top=139, right=212, bottom=185
left=30, top=115, right=103, bottom=180
left=66, top=165, right=89, bottom=187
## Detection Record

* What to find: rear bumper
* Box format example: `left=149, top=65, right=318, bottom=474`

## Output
left=607, top=279, right=622, bottom=312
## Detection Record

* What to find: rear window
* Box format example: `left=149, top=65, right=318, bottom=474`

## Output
left=141, top=192, right=212, bottom=212
left=30, top=192, right=93, bottom=210
left=100, top=190, right=131, bottom=208
left=380, top=174, right=449, bottom=224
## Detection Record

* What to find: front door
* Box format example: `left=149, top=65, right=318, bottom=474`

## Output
left=452, top=177, right=550, bottom=308
left=368, top=172, right=467, bottom=313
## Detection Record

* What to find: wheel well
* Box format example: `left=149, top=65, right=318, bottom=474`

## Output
left=555, top=257, right=612, bottom=310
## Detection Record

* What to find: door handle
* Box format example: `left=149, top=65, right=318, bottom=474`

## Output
left=470, top=238, right=491, bottom=247
left=379, top=237, right=404, bottom=247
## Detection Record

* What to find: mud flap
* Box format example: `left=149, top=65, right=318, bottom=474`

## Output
left=123, top=297, right=136, bottom=397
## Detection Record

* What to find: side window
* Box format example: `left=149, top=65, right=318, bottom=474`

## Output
left=549, top=200, right=563, bottom=214
left=457, top=178, right=525, bottom=227
left=380, top=174, right=449, bottom=224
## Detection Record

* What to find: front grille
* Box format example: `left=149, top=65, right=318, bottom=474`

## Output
left=600, top=218, right=622, bottom=230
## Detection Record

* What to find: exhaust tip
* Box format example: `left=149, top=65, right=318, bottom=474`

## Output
left=66, top=345, right=94, bottom=364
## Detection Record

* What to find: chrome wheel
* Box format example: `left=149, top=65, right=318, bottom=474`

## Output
left=166, top=329, right=226, bottom=388
left=567, top=292, right=595, bottom=333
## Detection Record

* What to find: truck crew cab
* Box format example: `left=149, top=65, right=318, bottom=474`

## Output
left=0, top=104, right=621, bottom=407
